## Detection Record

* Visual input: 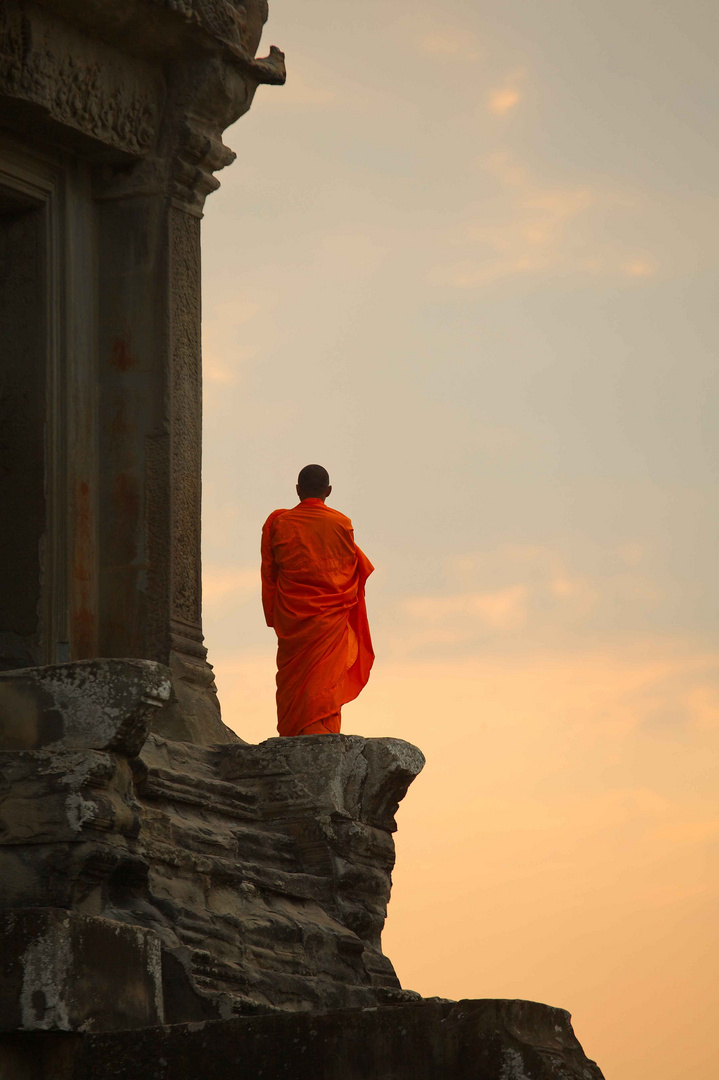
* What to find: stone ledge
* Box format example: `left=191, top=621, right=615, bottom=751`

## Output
left=0, top=732, right=425, bottom=1016
left=0, top=660, right=172, bottom=756
left=0, top=997, right=606, bottom=1079
left=219, top=734, right=426, bottom=832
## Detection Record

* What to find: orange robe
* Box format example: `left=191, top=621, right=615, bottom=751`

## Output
left=261, top=498, right=374, bottom=737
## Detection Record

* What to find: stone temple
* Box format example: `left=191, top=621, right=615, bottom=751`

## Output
left=0, top=2, right=606, bottom=1076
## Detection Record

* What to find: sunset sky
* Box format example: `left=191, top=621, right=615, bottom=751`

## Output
left=199, top=3, right=719, bottom=1077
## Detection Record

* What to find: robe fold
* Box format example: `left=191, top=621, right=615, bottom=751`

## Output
left=261, top=498, right=374, bottom=737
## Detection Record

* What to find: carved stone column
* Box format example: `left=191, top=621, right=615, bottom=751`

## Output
left=0, top=0, right=285, bottom=743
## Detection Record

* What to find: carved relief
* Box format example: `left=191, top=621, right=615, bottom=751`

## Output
left=0, top=4, right=158, bottom=156
left=45, top=56, right=155, bottom=154
left=169, top=208, right=202, bottom=626
left=0, top=8, right=26, bottom=90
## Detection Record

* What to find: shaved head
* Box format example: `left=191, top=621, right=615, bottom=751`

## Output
left=297, top=464, right=331, bottom=499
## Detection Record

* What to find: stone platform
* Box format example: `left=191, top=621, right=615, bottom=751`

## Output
left=0, top=660, right=424, bottom=1022
left=0, top=998, right=605, bottom=1080
left=0, top=661, right=606, bottom=1078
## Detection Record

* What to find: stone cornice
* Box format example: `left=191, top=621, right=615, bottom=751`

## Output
left=0, top=0, right=285, bottom=206
left=33, top=0, right=286, bottom=83
left=0, top=2, right=162, bottom=157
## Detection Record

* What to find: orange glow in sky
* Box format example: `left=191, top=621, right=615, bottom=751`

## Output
left=200, top=3, right=719, bottom=1077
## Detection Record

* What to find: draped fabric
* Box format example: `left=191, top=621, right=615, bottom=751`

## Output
left=261, top=498, right=374, bottom=737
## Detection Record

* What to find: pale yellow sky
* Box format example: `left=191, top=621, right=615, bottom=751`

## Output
left=200, top=3, right=719, bottom=1077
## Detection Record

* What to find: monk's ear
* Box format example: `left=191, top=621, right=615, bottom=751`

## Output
left=326, top=485, right=332, bottom=498
left=296, top=485, right=301, bottom=497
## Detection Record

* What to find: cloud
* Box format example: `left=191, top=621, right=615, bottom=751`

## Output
left=623, top=258, right=656, bottom=278
left=429, top=149, right=666, bottom=289
left=204, top=353, right=244, bottom=385
left=486, top=68, right=526, bottom=116
left=398, top=545, right=605, bottom=651
left=202, top=303, right=258, bottom=385
left=202, top=293, right=278, bottom=387
left=687, top=681, right=719, bottom=732
left=215, top=637, right=719, bottom=757
left=416, top=31, right=481, bottom=61
left=404, top=584, right=529, bottom=629
left=487, top=88, right=521, bottom=115
left=381, top=541, right=688, bottom=666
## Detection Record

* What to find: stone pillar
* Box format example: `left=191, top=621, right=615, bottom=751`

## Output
left=0, top=0, right=285, bottom=743
left=94, top=189, right=218, bottom=742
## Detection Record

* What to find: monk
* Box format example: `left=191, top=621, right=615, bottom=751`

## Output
left=261, top=465, right=374, bottom=736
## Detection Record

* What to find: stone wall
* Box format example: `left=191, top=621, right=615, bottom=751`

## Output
left=0, top=0, right=284, bottom=742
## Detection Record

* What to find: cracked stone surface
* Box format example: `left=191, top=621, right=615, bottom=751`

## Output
left=0, top=662, right=427, bottom=1021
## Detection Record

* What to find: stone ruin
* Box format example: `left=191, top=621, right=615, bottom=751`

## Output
left=0, top=2, right=606, bottom=1076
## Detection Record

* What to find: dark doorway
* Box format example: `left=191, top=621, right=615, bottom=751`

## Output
left=0, top=187, right=47, bottom=670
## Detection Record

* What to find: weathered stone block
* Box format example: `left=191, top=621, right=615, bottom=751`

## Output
left=0, top=660, right=171, bottom=755
left=0, top=908, right=163, bottom=1032
left=0, top=730, right=425, bottom=1019
left=219, top=734, right=426, bottom=831
left=128, top=733, right=425, bottom=1014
